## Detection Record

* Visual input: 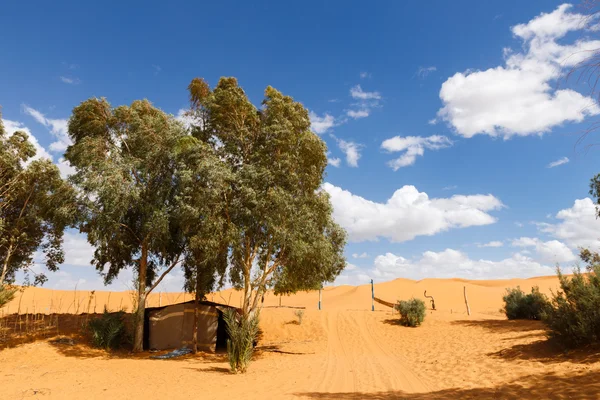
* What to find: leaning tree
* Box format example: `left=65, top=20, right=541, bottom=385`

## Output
left=65, top=98, right=223, bottom=351
left=186, top=77, right=347, bottom=319
left=0, top=112, right=77, bottom=286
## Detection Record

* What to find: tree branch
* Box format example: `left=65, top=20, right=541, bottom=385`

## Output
left=146, top=255, right=182, bottom=294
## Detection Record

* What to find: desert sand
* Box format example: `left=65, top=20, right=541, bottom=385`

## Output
left=2, top=276, right=600, bottom=399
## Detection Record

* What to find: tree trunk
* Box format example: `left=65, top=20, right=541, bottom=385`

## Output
left=133, top=242, right=148, bottom=352
left=192, top=272, right=200, bottom=354
left=0, top=242, right=13, bottom=284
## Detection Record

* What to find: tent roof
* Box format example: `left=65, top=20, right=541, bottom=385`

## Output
left=145, top=299, right=240, bottom=313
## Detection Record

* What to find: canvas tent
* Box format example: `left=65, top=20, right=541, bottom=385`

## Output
left=144, top=300, right=238, bottom=352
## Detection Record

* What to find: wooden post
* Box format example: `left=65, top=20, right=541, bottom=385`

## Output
left=371, top=279, right=375, bottom=312
left=318, top=288, right=322, bottom=310
left=279, top=295, right=282, bottom=307
left=463, top=286, right=471, bottom=316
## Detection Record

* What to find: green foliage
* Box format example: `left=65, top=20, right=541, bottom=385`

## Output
left=0, top=284, right=17, bottom=308
left=186, top=77, right=347, bottom=319
left=543, top=254, right=600, bottom=348
left=0, top=109, right=77, bottom=286
left=87, top=308, right=130, bottom=350
left=65, top=98, right=226, bottom=351
left=223, top=308, right=260, bottom=373
left=395, top=298, right=426, bottom=327
left=294, top=309, right=304, bottom=325
left=502, top=286, right=549, bottom=320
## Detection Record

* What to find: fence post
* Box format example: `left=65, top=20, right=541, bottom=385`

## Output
left=371, top=279, right=375, bottom=311
left=464, top=286, right=471, bottom=316
left=318, top=288, right=322, bottom=310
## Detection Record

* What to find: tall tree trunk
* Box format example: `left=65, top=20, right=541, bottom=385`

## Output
left=242, top=262, right=252, bottom=319
left=133, top=242, right=148, bottom=352
left=0, top=242, right=13, bottom=284
left=192, top=271, right=200, bottom=354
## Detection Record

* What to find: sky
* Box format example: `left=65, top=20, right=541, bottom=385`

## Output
left=2, top=1, right=600, bottom=291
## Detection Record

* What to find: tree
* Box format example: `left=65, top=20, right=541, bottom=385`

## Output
left=65, top=98, right=220, bottom=351
left=186, top=77, right=347, bottom=320
left=0, top=113, right=77, bottom=285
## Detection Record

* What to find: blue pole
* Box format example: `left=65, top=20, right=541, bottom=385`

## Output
left=371, top=279, right=374, bottom=311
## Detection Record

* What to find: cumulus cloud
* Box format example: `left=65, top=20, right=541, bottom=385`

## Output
left=547, top=156, right=569, bottom=168
left=337, top=139, right=362, bottom=167
left=309, top=111, right=335, bottom=134
left=321, top=182, right=503, bottom=242
left=347, top=85, right=382, bottom=119
left=22, top=105, right=71, bottom=152
left=352, top=252, right=369, bottom=259
left=538, top=198, right=600, bottom=251
left=437, top=4, right=600, bottom=139
left=336, top=249, right=557, bottom=284
left=381, top=135, right=452, bottom=170
left=511, top=237, right=576, bottom=263
left=359, top=72, right=371, bottom=79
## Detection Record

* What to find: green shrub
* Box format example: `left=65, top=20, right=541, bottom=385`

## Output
left=395, top=298, right=426, bottom=327
left=87, top=308, right=129, bottom=350
left=0, top=285, right=17, bottom=309
left=502, top=286, right=549, bottom=320
left=223, top=309, right=260, bottom=373
left=543, top=264, right=600, bottom=348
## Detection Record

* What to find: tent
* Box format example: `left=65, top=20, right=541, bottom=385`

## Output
left=143, top=300, right=239, bottom=352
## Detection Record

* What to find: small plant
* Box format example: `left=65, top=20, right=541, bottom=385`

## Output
left=87, top=308, right=129, bottom=350
left=502, top=286, right=549, bottom=320
left=223, top=309, right=260, bottom=373
left=294, top=309, right=304, bottom=325
left=395, top=298, right=426, bottom=327
left=543, top=260, right=600, bottom=348
left=0, top=285, right=17, bottom=309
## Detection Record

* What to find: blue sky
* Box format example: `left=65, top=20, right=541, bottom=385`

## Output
left=3, top=1, right=600, bottom=291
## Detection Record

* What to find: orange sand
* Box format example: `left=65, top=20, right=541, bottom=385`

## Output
left=2, top=276, right=600, bottom=399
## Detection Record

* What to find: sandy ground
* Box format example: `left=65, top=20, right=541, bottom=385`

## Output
left=2, top=276, right=600, bottom=399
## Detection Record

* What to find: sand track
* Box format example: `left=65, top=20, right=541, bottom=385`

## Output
left=311, top=310, right=428, bottom=396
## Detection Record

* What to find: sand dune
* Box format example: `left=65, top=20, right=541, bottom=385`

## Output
left=2, top=275, right=599, bottom=399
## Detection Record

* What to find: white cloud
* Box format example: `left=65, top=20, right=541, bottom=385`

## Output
left=337, top=249, right=557, bottom=284
left=352, top=252, right=368, bottom=259
left=346, top=109, right=370, bottom=119
left=381, top=135, right=452, bottom=170
left=350, top=85, right=381, bottom=100
left=327, top=156, right=341, bottom=168
left=2, top=119, right=53, bottom=161
left=416, top=66, right=437, bottom=79
left=22, top=105, right=71, bottom=152
left=175, top=108, right=195, bottom=131
left=547, top=156, right=569, bottom=168
left=337, top=139, right=362, bottom=167
left=309, top=111, right=335, bottom=134
left=442, top=185, right=458, bottom=191
left=60, top=76, right=81, bottom=85
left=322, top=182, right=503, bottom=242
left=478, top=241, right=503, bottom=248
left=511, top=237, right=576, bottom=263
left=538, top=198, right=600, bottom=251
left=437, top=4, right=600, bottom=139
left=359, top=72, right=371, bottom=79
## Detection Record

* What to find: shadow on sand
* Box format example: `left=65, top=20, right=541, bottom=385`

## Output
left=450, top=318, right=545, bottom=334
left=295, top=369, right=600, bottom=399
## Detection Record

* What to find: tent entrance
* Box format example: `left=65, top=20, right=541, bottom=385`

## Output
left=215, top=311, right=228, bottom=352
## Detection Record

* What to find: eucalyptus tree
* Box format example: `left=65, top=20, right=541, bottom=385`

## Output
left=0, top=113, right=77, bottom=286
left=65, top=99, right=223, bottom=351
left=187, top=77, right=347, bottom=319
